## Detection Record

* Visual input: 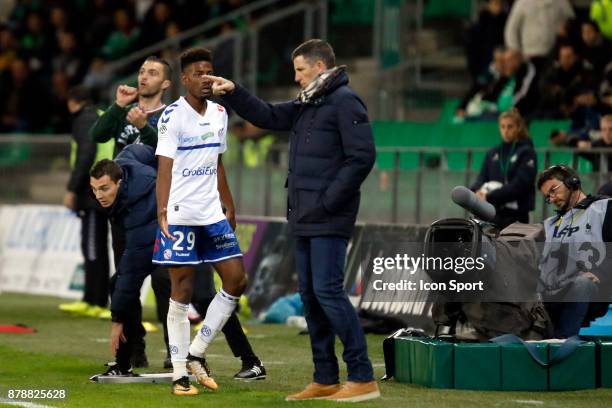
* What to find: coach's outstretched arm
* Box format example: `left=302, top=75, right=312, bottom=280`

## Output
left=206, top=74, right=297, bottom=131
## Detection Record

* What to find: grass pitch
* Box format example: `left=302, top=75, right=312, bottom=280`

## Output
left=0, top=292, right=610, bottom=407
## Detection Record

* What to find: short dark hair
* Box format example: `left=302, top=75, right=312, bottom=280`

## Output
left=144, top=55, right=172, bottom=79
left=558, top=41, right=578, bottom=54
left=583, top=19, right=601, bottom=33
left=67, top=86, right=92, bottom=104
left=90, top=159, right=122, bottom=183
left=291, top=39, right=336, bottom=68
left=180, top=47, right=213, bottom=72
left=537, top=164, right=580, bottom=190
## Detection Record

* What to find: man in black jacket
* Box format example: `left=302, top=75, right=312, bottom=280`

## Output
left=205, top=39, right=379, bottom=402
left=61, top=86, right=110, bottom=317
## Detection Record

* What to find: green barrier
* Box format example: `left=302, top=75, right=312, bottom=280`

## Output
left=454, top=343, right=502, bottom=390
left=410, top=339, right=453, bottom=388
left=549, top=342, right=596, bottom=390
left=393, top=337, right=608, bottom=390
left=394, top=337, right=412, bottom=383
left=528, top=120, right=571, bottom=148
left=601, top=342, right=612, bottom=388
left=501, top=343, right=548, bottom=391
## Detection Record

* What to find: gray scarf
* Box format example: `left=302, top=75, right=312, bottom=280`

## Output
left=298, top=65, right=346, bottom=104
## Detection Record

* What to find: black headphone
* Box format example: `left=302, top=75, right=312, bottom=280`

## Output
left=547, top=164, right=581, bottom=191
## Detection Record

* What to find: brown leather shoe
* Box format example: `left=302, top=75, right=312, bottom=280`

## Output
left=285, top=383, right=341, bottom=401
left=324, top=381, right=380, bottom=402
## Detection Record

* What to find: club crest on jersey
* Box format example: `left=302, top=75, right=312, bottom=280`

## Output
left=218, top=128, right=224, bottom=138
left=163, top=249, right=172, bottom=259
left=169, top=345, right=179, bottom=354
left=200, top=325, right=212, bottom=337
left=159, top=124, right=168, bottom=134
left=216, top=105, right=225, bottom=112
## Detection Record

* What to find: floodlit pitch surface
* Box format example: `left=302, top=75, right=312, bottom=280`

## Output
left=0, top=293, right=610, bottom=407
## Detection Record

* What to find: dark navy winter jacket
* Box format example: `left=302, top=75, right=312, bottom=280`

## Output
left=223, top=70, right=376, bottom=238
left=108, top=144, right=157, bottom=322
left=471, top=138, right=537, bottom=217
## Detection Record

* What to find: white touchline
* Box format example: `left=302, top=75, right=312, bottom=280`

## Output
left=0, top=399, right=57, bottom=408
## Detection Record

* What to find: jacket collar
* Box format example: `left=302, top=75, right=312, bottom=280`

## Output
left=296, top=66, right=349, bottom=106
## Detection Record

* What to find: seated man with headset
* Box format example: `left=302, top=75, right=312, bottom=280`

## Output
left=537, top=165, right=612, bottom=338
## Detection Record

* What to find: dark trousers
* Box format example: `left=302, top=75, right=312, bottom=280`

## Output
left=295, top=236, right=373, bottom=384
left=110, top=272, right=147, bottom=369
left=150, top=264, right=257, bottom=364
left=109, top=221, right=146, bottom=367
left=545, top=275, right=599, bottom=338
left=80, top=208, right=110, bottom=307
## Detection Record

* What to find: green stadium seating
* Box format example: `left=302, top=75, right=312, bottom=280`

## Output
left=329, top=0, right=374, bottom=25
left=423, top=0, right=473, bottom=21
left=372, top=104, right=582, bottom=173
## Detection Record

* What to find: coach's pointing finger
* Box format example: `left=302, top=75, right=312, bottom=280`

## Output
left=204, top=75, right=235, bottom=95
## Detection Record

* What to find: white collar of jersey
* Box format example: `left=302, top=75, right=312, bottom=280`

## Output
left=140, top=104, right=166, bottom=114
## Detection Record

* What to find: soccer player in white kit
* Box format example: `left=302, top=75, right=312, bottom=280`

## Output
left=153, top=48, right=247, bottom=396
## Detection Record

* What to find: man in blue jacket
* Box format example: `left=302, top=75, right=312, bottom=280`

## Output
left=89, top=144, right=158, bottom=376
left=88, top=144, right=264, bottom=385
left=205, top=39, right=379, bottom=402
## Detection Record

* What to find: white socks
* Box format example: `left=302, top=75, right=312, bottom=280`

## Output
left=189, top=289, right=239, bottom=358
left=167, top=299, right=190, bottom=381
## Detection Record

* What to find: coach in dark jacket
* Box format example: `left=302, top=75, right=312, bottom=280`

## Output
left=206, top=39, right=379, bottom=402
left=90, top=144, right=157, bottom=375
left=472, top=109, right=537, bottom=228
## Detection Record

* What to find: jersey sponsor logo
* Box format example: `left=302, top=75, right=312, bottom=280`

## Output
left=163, top=249, right=172, bottom=259
left=182, top=161, right=217, bottom=177
left=215, top=241, right=237, bottom=250
left=213, top=233, right=235, bottom=242
left=199, top=122, right=210, bottom=126
left=200, top=132, right=214, bottom=142
left=179, top=133, right=215, bottom=144
left=179, top=135, right=199, bottom=144
left=120, top=125, right=139, bottom=143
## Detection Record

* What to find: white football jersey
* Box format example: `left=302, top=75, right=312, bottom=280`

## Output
left=156, top=96, right=228, bottom=226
